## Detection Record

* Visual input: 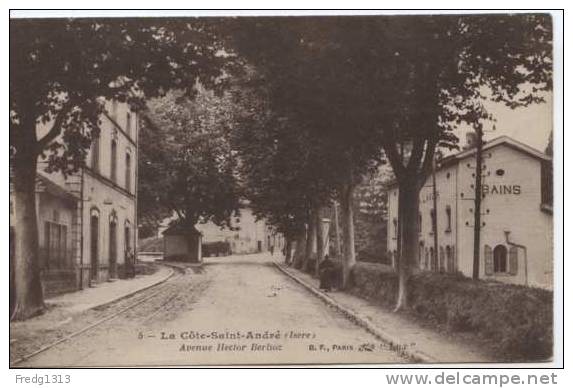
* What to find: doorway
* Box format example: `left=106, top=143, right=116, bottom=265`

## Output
left=109, top=218, right=117, bottom=278
left=90, top=214, right=99, bottom=281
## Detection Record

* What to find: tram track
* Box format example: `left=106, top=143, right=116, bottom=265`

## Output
left=10, top=264, right=192, bottom=367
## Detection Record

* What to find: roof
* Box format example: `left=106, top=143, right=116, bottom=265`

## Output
left=36, top=174, right=79, bottom=202
left=162, top=223, right=202, bottom=236
left=448, top=135, right=551, bottom=164
left=384, top=135, right=551, bottom=190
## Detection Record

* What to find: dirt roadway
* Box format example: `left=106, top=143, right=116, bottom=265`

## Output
left=19, top=254, right=406, bottom=367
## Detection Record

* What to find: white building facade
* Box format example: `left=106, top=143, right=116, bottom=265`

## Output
left=196, top=207, right=281, bottom=255
left=33, top=100, right=138, bottom=290
left=387, top=136, right=553, bottom=289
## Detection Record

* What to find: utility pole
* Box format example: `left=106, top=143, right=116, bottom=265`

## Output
left=333, top=201, right=342, bottom=258
left=431, top=156, right=439, bottom=272
left=472, top=125, right=484, bottom=280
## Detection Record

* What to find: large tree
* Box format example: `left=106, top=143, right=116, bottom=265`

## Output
left=224, top=14, right=551, bottom=303
left=225, top=18, right=384, bottom=286
left=10, top=18, right=228, bottom=320
left=140, top=89, right=241, bottom=231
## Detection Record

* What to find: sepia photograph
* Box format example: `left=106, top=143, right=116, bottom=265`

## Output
left=8, top=10, right=559, bottom=368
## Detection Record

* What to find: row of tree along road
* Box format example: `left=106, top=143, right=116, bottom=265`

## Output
left=10, top=15, right=552, bottom=320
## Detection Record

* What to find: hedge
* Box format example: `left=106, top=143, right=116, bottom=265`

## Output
left=349, top=262, right=553, bottom=361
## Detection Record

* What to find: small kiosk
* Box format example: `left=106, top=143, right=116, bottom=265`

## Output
left=162, top=224, right=203, bottom=263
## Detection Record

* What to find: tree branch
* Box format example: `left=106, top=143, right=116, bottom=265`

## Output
left=382, top=140, right=406, bottom=180
left=37, top=102, right=75, bottom=151
left=419, top=137, right=438, bottom=187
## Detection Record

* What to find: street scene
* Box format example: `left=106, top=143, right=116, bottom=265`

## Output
left=9, top=13, right=555, bottom=367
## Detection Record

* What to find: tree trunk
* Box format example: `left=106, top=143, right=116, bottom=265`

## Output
left=304, top=209, right=317, bottom=273
left=293, top=227, right=307, bottom=269
left=394, top=178, right=421, bottom=312
left=11, top=132, right=45, bottom=320
left=340, top=182, right=356, bottom=289
left=284, top=237, right=293, bottom=265
left=314, top=206, right=325, bottom=277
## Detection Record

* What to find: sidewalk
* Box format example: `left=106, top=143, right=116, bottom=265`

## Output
left=46, top=264, right=173, bottom=314
left=275, top=261, right=494, bottom=363
left=10, top=264, right=174, bottom=364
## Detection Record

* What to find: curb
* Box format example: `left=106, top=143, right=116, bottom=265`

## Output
left=83, top=264, right=175, bottom=312
left=273, top=262, right=437, bottom=364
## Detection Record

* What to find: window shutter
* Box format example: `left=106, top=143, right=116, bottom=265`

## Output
left=439, top=247, right=445, bottom=272
left=484, top=245, right=493, bottom=276
left=452, top=246, right=457, bottom=272
left=509, top=246, right=518, bottom=275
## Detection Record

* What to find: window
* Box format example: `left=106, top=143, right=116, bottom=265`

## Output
left=430, top=209, right=436, bottom=234
left=418, top=212, right=422, bottom=234
left=126, top=112, right=132, bottom=137
left=111, top=100, right=118, bottom=120
left=91, top=136, right=100, bottom=172
left=110, top=140, right=117, bottom=182
left=445, top=205, right=452, bottom=232
left=493, top=245, right=508, bottom=273
left=429, top=247, right=435, bottom=272
left=446, top=245, right=455, bottom=273
left=392, top=218, right=398, bottom=239
left=43, top=221, right=68, bottom=269
left=125, top=152, right=131, bottom=192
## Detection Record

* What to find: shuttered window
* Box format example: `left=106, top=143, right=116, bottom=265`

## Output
left=484, top=245, right=494, bottom=276
left=111, top=140, right=117, bottom=182
left=509, top=246, right=518, bottom=275
left=43, top=221, right=68, bottom=269
left=493, top=245, right=508, bottom=273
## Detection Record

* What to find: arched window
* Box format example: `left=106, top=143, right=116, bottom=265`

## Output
left=445, top=205, right=452, bottom=232
left=124, top=220, right=131, bottom=253
left=493, top=245, right=508, bottom=273
left=446, top=245, right=453, bottom=273
left=110, top=139, right=117, bottom=182
left=126, top=112, right=132, bottom=137
left=125, top=152, right=131, bottom=192
left=430, top=209, right=436, bottom=234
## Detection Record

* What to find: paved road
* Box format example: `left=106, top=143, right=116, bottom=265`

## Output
left=21, top=254, right=405, bottom=366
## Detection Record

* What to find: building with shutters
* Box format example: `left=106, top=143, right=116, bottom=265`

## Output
left=386, top=135, right=553, bottom=289
left=10, top=100, right=138, bottom=297
left=195, top=206, right=280, bottom=256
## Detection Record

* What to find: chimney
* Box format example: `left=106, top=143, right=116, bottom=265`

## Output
left=463, top=132, right=478, bottom=150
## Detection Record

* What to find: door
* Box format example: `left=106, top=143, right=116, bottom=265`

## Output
left=90, top=215, right=99, bottom=281
left=109, top=220, right=117, bottom=278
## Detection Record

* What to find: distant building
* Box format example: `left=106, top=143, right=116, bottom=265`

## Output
left=386, top=136, right=553, bottom=289
left=10, top=100, right=138, bottom=296
left=196, top=207, right=281, bottom=255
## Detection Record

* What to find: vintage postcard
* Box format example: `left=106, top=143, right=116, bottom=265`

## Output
left=9, top=10, right=557, bottom=368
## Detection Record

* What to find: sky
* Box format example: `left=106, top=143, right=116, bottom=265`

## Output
left=454, top=93, right=553, bottom=153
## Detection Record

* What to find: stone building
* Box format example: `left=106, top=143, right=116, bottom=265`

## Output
left=386, top=136, right=553, bottom=289
left=196, top=206, right=280, bottom=255
left=10, top=100, right=138, bottom=296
